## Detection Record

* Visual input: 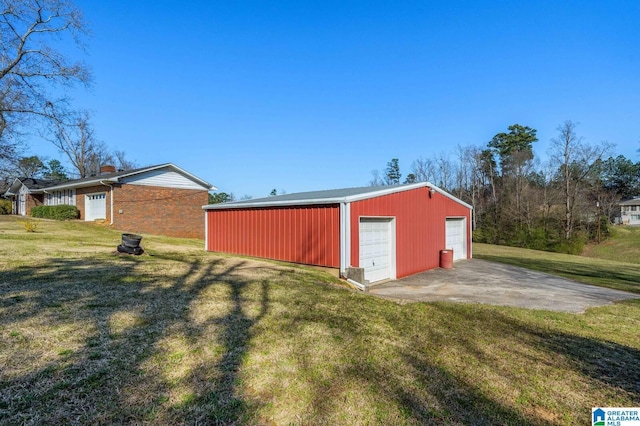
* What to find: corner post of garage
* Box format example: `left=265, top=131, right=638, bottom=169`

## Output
left=203, top=208, right=208, bottom=251
left=339, top=202, right=352, bottom=274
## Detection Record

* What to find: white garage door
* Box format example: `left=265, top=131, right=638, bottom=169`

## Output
left=359, top=218, right=394, bottom=283
left=85, top=193, right=106, bottom=221
left=446, top=218, right=466, bottom=261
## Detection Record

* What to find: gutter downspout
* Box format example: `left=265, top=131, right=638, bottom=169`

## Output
left=339, top=202, right=347, bottom=278
left=99, top=180, right=114, bottom=225
left=347, top=278, right=366, bottom=291
left=204, top=209, right=208, bottom=250
left=339, top=202, right=364, bottom=290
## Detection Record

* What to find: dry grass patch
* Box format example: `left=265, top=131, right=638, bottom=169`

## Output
left=1, top=217, right=639, bottom=424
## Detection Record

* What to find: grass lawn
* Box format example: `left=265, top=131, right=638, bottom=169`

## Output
left=1, top=216, right=639, bottom=425
left=582, top=225, right=640, bottom=265
left=473, top=241, right=640, bottom=295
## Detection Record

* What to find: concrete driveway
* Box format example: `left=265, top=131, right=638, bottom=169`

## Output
left=368, top=259, right=640, bottom=313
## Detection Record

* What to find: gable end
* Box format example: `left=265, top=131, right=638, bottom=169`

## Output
left=120, top=170, right=208, bottom=190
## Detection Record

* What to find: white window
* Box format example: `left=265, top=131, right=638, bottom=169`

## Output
left=46, top=189, right=76, bottom=206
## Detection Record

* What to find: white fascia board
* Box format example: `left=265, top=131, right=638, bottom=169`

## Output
left=426, top=182, right=474, bottom=210
left=6, top=178, right=25, bottom=195
left=343, top=182, right=473, bottom=210
left=343, top=182, right=429, bottom=202
left=43, top=178, right=117, bottom=191
left=203, top=198, right=344, bottom=210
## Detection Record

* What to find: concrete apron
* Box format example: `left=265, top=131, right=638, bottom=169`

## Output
left=368, top=259, right=640, bottom=313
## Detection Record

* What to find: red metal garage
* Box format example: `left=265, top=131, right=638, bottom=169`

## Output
left=204, top=183, right=472, bottom=285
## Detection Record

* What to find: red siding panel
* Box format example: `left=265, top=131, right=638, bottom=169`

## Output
left=206, top=205, right=340, bottom=268
left=350, top=187, right=471, bottom=279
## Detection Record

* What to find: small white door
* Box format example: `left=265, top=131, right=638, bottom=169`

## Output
left=85, top=193, right=106, bottom=221
left=18, top=194, right=26, bottom=216
left=359, top=218, right=394, bottom=283
left=445, top=218, right=466, bottom=261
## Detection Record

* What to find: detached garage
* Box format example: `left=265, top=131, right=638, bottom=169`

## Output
left=204, top=183, right=472, bottom=285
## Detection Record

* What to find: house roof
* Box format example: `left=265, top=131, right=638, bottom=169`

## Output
left=204, top=182, right=473, bottom=210
left=619, top=198, right=640, bottom=206
left=35, top=163, right=215, bottom=192
left=5, top=177, right=64, bottom=196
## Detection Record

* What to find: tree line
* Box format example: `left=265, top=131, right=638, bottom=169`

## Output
left=371, top=122, right=639, bottom=254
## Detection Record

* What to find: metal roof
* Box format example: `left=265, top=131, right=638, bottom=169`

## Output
left=204, top=182, right=473, bottom=210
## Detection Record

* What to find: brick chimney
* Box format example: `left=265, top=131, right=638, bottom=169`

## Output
left=100, top=165, right=116, bottom=175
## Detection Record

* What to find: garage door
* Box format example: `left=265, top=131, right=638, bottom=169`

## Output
left=85, top=193, right=106, bottom=221
left=446, top=218, right=466, bottom=261
left=359, top=218, right=394, bottom=283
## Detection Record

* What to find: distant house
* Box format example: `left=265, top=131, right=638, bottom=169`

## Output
left=3, top=163, right=215, bottom=239
left=4, top=177, right=62, bottom=216
left=619, top=197, right=640, bottom=225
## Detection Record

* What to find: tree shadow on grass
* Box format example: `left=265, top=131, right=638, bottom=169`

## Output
left=260, top=286, right=557, bottom=425
left=0, top=253, right=271, bottom=425
left=269, top=291, right=639, bottom=425
left=419, top=304, right=640, bottom=416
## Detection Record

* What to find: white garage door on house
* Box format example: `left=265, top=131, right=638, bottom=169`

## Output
left=446, top=218, right=467, bottom=261
left=85, top=193, right=106, bottom=221
left=359, top=218, right=395, bottom=283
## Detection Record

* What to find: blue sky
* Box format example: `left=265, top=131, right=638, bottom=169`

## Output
left=32, top=0, right=640, bottom=198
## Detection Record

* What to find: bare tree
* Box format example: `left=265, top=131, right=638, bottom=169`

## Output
left=113, top=150, right=137, bottom=171
left=369, top=169, right=384, bottom=186
left=84, top=141, right=114, bottom=176
left=550, top=121, right=612, bottom=239
left=410, top=157, right=436, bottom=183
left=0, top=136, right=20, bottom=179
left=0, top=0, right=90, bottom=144
left=50, top=112, right=99, bottom=178
left=435, top=152, right=454, bottom=191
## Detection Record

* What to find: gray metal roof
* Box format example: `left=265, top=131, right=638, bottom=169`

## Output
left=247, top=185, right=407, bottom=203
left=204, top=182, right=473, bottom=210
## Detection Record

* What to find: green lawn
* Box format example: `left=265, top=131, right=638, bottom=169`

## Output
left=1, top=216, right=639, bottom=425
left=473, top=240, right=640, bottom=294
left=582, top=225, right=640, bottom=265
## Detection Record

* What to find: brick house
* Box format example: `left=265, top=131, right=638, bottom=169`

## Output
left=4, top=177, right=62, bottom=216
left=4, top=163, right=215, bottom=239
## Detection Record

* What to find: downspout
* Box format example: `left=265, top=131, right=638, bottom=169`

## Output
left=340, top=202, right=363, bottom=290
left=347, top=278, right=366, bottom=291
left=99, top=180, right=114, bottom=225
left=204, top=209, right=208, bottom=250
left=339, top=202, right=347, bottom=277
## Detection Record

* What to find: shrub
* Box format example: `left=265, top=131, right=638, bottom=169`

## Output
left=31, top=205, right=80, bottom=220
left=17, top=219, right=40, bottom=232
left=548, top=233, right=588, bottom=255
left=0, top=199, right=11, bottom=215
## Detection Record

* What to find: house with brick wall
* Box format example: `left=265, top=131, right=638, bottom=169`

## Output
left=4, top=163, right=215, bottom=239
left=4, top=177, right=63, bottom=216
